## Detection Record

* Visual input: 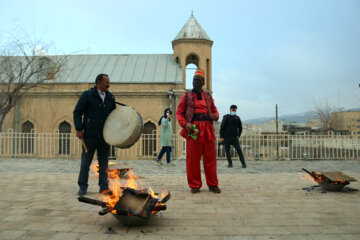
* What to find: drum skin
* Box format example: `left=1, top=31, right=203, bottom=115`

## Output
left=103, top=106, right=143, bottom=149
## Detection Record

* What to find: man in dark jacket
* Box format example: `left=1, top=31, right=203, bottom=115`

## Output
left=219, top=105, right=246, bottom=168
left=73, top=73, right=116, bottom=196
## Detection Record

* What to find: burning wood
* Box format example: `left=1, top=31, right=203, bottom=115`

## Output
left=301, top=168, right=357, bottom=191
left=78, top=164, right=170, bottom=225
left=79, top=162, right=171, bottom=225
left=78, top=187, right=170, bottom=218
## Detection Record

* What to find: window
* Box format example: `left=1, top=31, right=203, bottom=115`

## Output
left=21, top=121, right=34, bottom=154
left=142, top=121, right=156, bottom=156
left=59, top=121, right=71, bottom=155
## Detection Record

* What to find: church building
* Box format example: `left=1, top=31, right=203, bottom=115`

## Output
left=2, top=14, right=214, bottom=159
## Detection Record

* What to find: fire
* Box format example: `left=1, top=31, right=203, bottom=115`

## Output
left=336, top=177, right=346, bottom=183
left=90, top=162, right=99, bottom=176
left=88, top=161, right=167, bottom=216
left=301, top=169, right=351, bottom=185
left=148, top=187, right=158, bottom=199
left=298, top=172, right=317, bottom=183
left=159, top=190, right=168, bottom=200
left=90, top=162, right=142, bottom=213
left=124, top=169, right=138, bottom=189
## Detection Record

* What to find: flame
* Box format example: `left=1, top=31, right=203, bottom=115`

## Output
left=298, top=172, right=317, bottom=183
left=336, top=177, right=346, bottom=183
left=124, top=169, right=138, bottom=189
left=148, top=187, right=158, bottom=199
left=159, top=190, right=168, bottom=200
left=89, top=162, right=165, bottom=215
left=90, top=162, right=99, bottom=176
left=151, top=203, right=165, bottom=213
left=300, top=171, right=347, bottom=185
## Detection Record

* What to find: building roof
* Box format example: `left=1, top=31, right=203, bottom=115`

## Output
left=56, top=54, right=182, bottom=84
left=173, top=14, right=212, bottom=41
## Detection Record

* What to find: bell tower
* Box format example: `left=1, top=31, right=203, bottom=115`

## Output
left=172, top=13, right=213, bottom=92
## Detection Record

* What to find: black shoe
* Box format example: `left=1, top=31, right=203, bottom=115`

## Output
left=77, top=188, right=87, bottom=196
left=191, top=188, right=200, bottom=194
left=209, top=186, right=221, bottom=193
left=99, top=189, right=113, bottom=195
left=242, top=164, right=247, bottom=168
left=228, top=163, right=233, bottom=168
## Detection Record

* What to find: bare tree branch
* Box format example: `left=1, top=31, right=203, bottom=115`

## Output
left=312, top=100, right=339, bottom=133
left=0, top=31, right=69, bottom=131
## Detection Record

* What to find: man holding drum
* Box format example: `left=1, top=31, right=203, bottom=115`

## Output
left=176, top=69, right=221, bottom=194
left=73, top=73, right=116, bottom=196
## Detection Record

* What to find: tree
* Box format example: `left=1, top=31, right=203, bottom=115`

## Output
left=0, top=32, right=68, bottom=131
left=312, top=100, right=338, bottom=133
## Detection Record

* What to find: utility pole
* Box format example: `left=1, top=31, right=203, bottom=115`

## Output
left=275, top=104, right=279, bottom=135
left=276, top=104, right=279, bottom=160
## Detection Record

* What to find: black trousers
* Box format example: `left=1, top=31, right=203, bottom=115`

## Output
left=224, top=137, right=246, bottom=166
left=157, top=146, right=172, bottom=163
left=78, top=136, right=110, bottom=191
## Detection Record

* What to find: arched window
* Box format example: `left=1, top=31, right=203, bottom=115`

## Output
left=186, top=54, right=199, bottom=66
left=185, top=53, right=199, bottom=89
left=21, top=121, right=34, bottom=154
left=185, top=63, right=197, bottom=90
left=142, top=121, right=156, bottom=156
left=59, top=121, right=71, bottom=155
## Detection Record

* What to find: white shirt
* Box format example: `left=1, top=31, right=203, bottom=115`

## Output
left=97, top=89, right=105, bottom=103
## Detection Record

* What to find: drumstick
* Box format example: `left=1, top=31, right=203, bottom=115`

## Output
left=81, top=139, right=88, bottom=153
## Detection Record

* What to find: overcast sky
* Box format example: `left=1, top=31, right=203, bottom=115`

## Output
left=1, top=0, right=359, bottom=121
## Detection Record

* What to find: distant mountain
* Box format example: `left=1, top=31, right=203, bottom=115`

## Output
left=244, top=111, right=317, bottom=125
left=245, top=107, right=360, bottom=125
left=345, top=108, right=360, bottom=112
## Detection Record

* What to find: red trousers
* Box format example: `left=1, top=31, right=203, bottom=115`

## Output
left=186, top=138, right=219, bottom=189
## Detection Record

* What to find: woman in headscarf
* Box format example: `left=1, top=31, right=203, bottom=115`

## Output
left=156, top=108, right=174, bottom=166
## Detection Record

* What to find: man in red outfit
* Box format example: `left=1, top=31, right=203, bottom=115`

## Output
left=176, top=69, right=221, bottom=194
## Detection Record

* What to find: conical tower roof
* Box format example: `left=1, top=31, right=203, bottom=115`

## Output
left=173, top=13, right=212, bottom=41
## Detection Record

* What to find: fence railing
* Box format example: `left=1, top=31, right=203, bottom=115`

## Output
left=1, top=129, right=359, bottom=160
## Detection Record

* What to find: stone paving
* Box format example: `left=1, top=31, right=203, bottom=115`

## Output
left=0, top=158, right=360, bottom=239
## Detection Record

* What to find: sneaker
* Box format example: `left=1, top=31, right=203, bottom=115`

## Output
left=99, top=189, right=113, bottom=195
left=242, top=164, right=247, bottom=168
left=156, top=160, right=163, bottom=165
left=228, top=163, right=233, bottom=168
left=77, top=188, right=87, bottom=196
left=167, top=163, right=175, bottom=166
left=191, top=188, right=200, bottom=194
left=209, top=186, right=221, bottom=193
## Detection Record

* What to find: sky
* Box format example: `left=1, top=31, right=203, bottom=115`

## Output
left=1, top=0, right=359, bottom=121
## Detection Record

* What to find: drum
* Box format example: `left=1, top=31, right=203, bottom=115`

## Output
left=103, top=106, right=143, bottom=149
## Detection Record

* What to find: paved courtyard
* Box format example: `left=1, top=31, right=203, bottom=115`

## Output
left=0, top=158, right=360, bottom=239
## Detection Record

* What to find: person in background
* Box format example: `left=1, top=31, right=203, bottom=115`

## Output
left=219, top=105, right=246, bottom=168
left=156, top=108, right=174, bottom=166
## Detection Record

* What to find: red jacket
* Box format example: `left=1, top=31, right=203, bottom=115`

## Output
left=176, top=91, right=219, bottom=141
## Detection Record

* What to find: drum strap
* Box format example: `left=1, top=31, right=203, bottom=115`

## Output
left=115, top=101, right=127, bottom=106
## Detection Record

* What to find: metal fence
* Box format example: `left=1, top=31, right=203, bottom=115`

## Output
left=1, top=129, right=359, bottom=160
